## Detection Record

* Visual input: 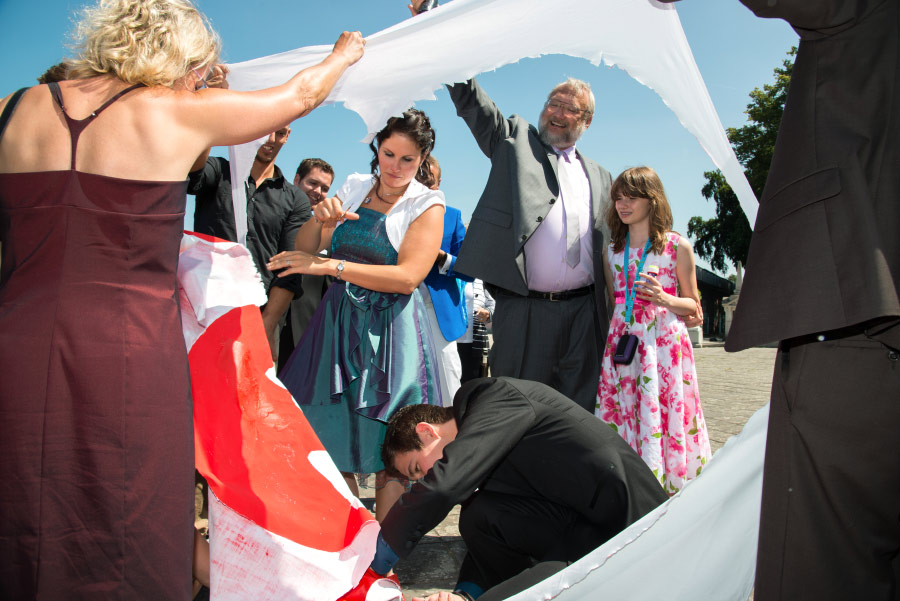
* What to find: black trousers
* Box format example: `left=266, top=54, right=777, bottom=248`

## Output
left=457, top=342, right=487, bottom=383
left=457, top=490, right=606, bottom=600
left=755, top=326, right=900, bottom=600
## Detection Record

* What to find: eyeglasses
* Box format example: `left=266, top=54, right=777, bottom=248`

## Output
left=545, top=99, right=588, bottom=118
left=192, top=67, right=210, bottom=91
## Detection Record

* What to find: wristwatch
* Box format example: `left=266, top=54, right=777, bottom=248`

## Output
left=335, top=260, right=345, bottom=280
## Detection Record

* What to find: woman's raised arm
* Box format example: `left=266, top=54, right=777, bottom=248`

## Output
left=174, top=32, right=365, bottom=152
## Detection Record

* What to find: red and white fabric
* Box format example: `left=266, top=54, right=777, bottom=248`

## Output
left=178, top=232, right=401, bottom=601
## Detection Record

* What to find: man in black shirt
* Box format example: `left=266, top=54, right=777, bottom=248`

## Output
left=188, top=126, right=312, bottom=360
left=278, top=158, right=337, bottom=370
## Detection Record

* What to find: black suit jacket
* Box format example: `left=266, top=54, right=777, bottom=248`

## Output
left=727, top=0, right=900, bottom=351
left=380, top=377, right=666, bottom=558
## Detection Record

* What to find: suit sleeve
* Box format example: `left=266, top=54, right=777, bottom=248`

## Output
left=441, top=210, right=474, bottom=282
left=446, top=78, right=514, bottom=159
left=739, top=0, right=879, bottom=34
left=380, top=380, right=537, bottom=558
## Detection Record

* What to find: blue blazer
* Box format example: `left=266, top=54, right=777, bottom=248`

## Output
left=425, top=205, right=474, bottom=342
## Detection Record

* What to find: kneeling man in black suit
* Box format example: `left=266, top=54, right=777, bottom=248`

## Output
left=371, top=377, right=667, bottom=601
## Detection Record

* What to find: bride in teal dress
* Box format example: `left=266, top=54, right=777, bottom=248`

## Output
left=273, top=109, right=445, bottom=521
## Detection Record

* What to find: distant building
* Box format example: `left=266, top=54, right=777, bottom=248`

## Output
left=696, top=267, right=734, bottom=341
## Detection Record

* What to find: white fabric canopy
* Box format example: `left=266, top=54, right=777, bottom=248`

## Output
left=224, top=0, right=758, bottom=245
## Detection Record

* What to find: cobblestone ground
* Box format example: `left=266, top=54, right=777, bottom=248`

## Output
left=694, top=345, right=776, bottom=453
left=365, top=345, right=778, bottom=599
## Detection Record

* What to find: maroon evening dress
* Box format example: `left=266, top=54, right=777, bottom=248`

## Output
left=0, top=83, right=193, bottom=599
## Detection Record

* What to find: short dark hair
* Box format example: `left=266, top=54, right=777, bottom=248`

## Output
left=38, top=62, right=69, bottom=84
left=295, top=158, right=334, bottom=181
left=381, top=404, right=453, bottom=478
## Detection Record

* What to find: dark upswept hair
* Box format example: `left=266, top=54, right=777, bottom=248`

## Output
left=295, top=157, right=334, bottom=181
left=381, top=404, right=453, bottom=478
left=606, top=166, right=673, bottom=255
left=416, top=154, right=441, bottom=189
left=369, top=108, right=436, bottom=187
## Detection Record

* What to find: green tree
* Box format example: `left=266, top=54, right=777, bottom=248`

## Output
left=687, top=48, right=796, bottom=274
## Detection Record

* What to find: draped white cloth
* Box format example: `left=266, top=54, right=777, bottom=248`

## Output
left=224, top=0, right=758, bottom=245
left=509, top=403, right=768, bottom=601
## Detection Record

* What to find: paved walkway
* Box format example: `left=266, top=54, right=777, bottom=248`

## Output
left=362, top=344, right=778, bottom=599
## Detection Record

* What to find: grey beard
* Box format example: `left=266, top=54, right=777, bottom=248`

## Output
left=538, top=118, right=586, bottom=148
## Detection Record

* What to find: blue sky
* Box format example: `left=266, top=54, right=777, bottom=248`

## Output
left=0, top=0, right=797, bottom=275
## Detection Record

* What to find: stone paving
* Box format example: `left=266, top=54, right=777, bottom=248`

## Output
left=363, top=344, right=778, bottom=599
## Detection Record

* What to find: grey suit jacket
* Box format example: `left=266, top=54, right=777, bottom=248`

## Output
left=380, top=377, right=667, bottom=559
left=728, top=0, right=900, bottom=351
left=449, top=79, right=612, bottom=338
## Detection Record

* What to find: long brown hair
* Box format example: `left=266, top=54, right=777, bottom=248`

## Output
left=606, top=166, right=673, bottom=254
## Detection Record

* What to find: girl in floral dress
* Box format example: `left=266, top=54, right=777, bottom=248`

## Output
left=595, top=167, right=711, bottom=495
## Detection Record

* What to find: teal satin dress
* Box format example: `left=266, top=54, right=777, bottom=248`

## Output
left=279, top=207, right=442, bottom=473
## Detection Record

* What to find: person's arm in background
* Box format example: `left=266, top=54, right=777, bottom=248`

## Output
left=435, top=208, right=474, bottom=282
left=186, top=66, right=230, bottom=197
left=261, top=186, right=313, bottom=359
left=186, top=155, right=222, bottom=198
left=413, top=0, right=511, bottom=163
left=479, top=283, right=496, bottom=323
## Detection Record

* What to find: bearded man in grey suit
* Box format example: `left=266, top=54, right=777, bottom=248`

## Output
left=443, top=76, right=612, bottom=412
left=409, top=0, right=616, bottom=412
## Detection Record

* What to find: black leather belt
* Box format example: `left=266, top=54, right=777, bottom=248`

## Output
left=527, top=285, right=593, bottom=302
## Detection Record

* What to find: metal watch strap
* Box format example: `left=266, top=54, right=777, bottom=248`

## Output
left=335, top=260, right=345, bottom=280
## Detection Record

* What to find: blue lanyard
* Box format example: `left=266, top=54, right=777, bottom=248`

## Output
left=623, top=232, right=652, bottom=325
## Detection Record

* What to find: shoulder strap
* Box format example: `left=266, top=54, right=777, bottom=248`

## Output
left=0, top=87, right=28, bottom=143
left=48, top=82, right=145, bottom=170
left=48, top=81, right=144, bottom=121
left=48, top=81, right=65, bottom=111
left=90, top=83, right=144, bottom=119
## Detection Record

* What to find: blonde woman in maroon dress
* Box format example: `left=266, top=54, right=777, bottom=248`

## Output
left=0, top=1, right=364, bottom=598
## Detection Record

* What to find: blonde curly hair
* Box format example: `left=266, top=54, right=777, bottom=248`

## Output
left=67, top=0, right=220, bottom=88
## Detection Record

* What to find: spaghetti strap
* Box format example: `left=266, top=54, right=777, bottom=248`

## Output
left=48, top=81, right=144, bottom=120
left=91, top=83, right=145, bottom=118
left=48, top=81, right=65, bottom=112
left=0, top=87, right=27, bottom=143
left=48, top=81, right=145, bottom=169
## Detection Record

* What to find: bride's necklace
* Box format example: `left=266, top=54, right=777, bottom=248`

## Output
left=364, top=179, right=404, bottom=205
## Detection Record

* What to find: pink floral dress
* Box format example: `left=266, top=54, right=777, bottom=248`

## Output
left=595, top=232, right=711, bottom=494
